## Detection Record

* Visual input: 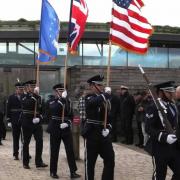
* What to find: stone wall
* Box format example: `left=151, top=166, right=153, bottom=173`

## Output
left=69, top=65, right=180, bottom=94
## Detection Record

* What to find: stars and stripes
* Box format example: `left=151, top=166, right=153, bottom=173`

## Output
left=37, top=0, right=60, bottom=63
left=68, top=0, right=88, bottom=54
left=110, top=0, right=153, bottom=54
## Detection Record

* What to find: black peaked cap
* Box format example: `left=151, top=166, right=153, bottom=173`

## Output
left=53, top=83, right=64, bottom=90
left=87, top=75, right=104, bottom=84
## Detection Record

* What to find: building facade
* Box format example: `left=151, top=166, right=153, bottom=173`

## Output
left=0, top=20, right=180, bottom=103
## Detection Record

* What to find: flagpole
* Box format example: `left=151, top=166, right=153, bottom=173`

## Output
left=103, top=2, right=114, bottom=129
left=64, top=0, right=73, bottom=89
left=62, top=0, right=73, bottom=122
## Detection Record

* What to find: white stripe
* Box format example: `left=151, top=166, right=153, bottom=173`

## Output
left=112, top=16, right=150, bottom=38
left=84, top=139, right=88, bottom=180
left=158, top=132, right=162, bottom=142
left=100, top=94, right=106, bottom=102
left=134, top=0, right=141, bottom=9
left=113, top=3, right=152, bottom=30
left=152, top=156, right=157, bottom=180
left=111, top=28, right=148, bottom=49
left=73, top=0, right=88, bottom=16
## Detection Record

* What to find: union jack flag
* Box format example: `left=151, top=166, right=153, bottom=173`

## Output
left=68, top=0, right=88, bottom=54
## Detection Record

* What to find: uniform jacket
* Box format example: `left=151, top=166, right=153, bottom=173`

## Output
left=84, top=92, right=112, bottom=139
left=21, top=92, right=42, bottom=127
left=6, top=93, right=22, bottom=125
left=145, top=99, right=179, bottom=152
left=47, top=97, right=73, bottom=134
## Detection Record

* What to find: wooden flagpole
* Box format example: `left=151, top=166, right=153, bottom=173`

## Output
left=62, top=0, right=73, bottom=122
left=34, top=60, right=40, bottom=118
left=103, top=1, right=114, bottom=129
left=104, top=40, right=112, bottom=129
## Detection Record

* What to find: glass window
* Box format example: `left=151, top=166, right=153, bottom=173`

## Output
left=18, top=43, right=34, bottom=54
left=8, top=43, right=17, bottom=52
left=0, top=43, right=6, bottom=53
left=58, top=43, right=67, bottom=56
left=128, top=47, right=168, bottom=68
left=169, top=48, right=180, bottom=68
left=82, top=44, right=102, bottom=57
left=104, top=45, right=127, bottom=66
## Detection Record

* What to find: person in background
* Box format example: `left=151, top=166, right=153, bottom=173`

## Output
left=120, top=85, right=135, bottom=145
left=6, top=82, right=24, bottom=160
left=0, top=111, right=4, bottom=145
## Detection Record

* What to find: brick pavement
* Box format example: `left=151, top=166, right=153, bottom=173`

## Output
left=0, top=131, right=172, bottom=180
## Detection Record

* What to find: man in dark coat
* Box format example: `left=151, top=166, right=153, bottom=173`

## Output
left=84, top=75, right=115, bottom=180
left=145, top=81, right=180, bottom=180
left=120, top=85, right=135, bottom=144
left=6, top=82, right=24, bottom=160
left=47, top=83, right=80, bottom=179
left=20, top=80, right=47, bottom=169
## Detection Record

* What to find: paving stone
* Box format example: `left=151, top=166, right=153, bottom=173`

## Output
left=0, top=132, right=173, bottom=180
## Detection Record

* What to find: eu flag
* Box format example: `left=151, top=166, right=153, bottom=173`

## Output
left=37, top=0, right=60, bottom=63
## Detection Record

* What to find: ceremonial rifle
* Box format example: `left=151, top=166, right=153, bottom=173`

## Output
left=138, top=65, right=175, bottom=134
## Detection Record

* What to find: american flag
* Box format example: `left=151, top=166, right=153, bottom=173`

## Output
left=68, top=0, right=88, bottom=54
left=110, top=0, right=153, bottom=54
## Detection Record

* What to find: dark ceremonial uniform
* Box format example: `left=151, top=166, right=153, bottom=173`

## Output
left=145, top=81, right=180, bottom=180
left=0, top=111, right=4, bottom=145
left=7, top=91, right=23, bottom=158
left=47, top=87, right=78, bottom=178
left=21, top=81, right=45, bottom=168
left=84, top=75, right=115, bottom=180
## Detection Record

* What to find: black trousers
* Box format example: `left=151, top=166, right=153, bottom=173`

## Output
left=124, top=117, right=134, bottom=144
left=136, top=121, right=143, bottom=145
left=22, top=125, right=43, bottom=166
left=152, top=144, right=180, bottom=180
left=50, top=131, right=77, bottom=174
left=12, top=123, right=21, bottom=156
left=85, top=136, right=115, bottom=180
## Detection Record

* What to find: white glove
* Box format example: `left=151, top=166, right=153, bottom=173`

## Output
left=8, top=122, right=12, bottom=128
left=62, top=90, right=67, bottom=98
left=166, top=134, right=177, bottom=144
left=60, top=123, right=68, bottom=129
left=32, top=117, right=40, bottom=124
left=102, top=129, right=110, bottom=137
left=34, top=86, right=40, bottom=94
left=104, top=87, right=111, bottom=94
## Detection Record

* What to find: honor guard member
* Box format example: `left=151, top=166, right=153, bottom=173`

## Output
left=145, top=81, right=180, bottom=180
left=47, top=83, right=81, bottom=179
left=21, top=80, right=47, bottom=169
left=6, top=82, right=24, bottom=160
left=84, top=75, right=115, bottom=180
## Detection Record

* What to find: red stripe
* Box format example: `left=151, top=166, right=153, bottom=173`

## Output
left=111, top=35, right=147, bottom=54
left=112, top=9, right=152, bottom=34
left=135, top=0, right=144, bottom=8
left=113, top=7, right=151, bottom=29
left=128, top=8, right=150, bottom=25
left=111, top=23, right=148, bottom=44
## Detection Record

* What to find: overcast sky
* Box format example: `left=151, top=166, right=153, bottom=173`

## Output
left=0, top=0, right=180, bottom=27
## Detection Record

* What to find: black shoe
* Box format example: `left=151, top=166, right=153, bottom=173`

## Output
left=50, top=173, right=59, bottom=179
left=23, top=165, right=30, bottom=169
left=36, top=162, right=48, bottom=168
left=0, top=142, right=3, bottom=145
left=71, top=172, right=81, bottom=179
left=14, top=155, right=19, bottom=160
